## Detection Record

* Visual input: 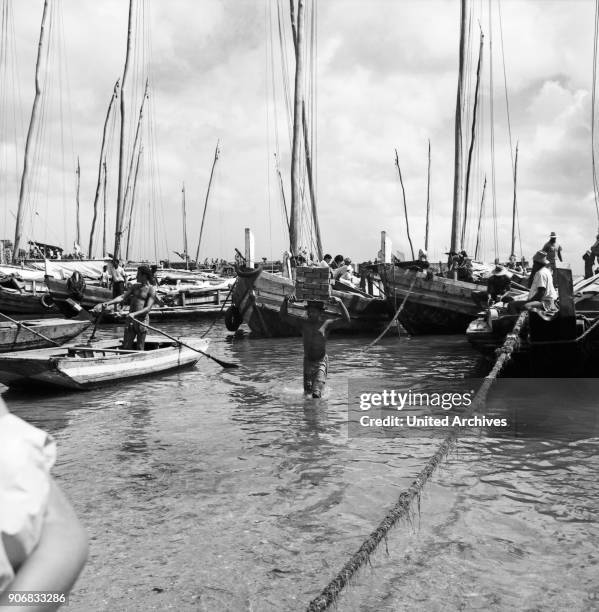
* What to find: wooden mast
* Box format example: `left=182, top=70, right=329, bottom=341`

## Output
left=75, top=157, right=81, bottom=248
left=302, top=101, right=322, bottom=260
left=181, top=183, right=188, bottom=270
left=113, top=0, right=134, bottom=262
left=194, top=141, right=220, bottom=265
left=125, top=145, right=143, bottom=261
left=102, top=159, right=107, bottom=257
left=449, top=0, right=467, bottom=256
left=460, top=27, right=483, bottom=251
left=425, top=140, right=431, bottom=252
left=13, top=0, right=49, bottom=263
left=474, top=176, right=487, bottom=261
left=395, top=149, right=415, bottom=260
left=289, top=0, right=305, bottom=257
left=88, top=79, right=119, bottom=258
left=510, top=142, right=519, bottom=257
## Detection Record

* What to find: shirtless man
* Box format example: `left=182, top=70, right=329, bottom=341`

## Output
left=281, top=295, right=351, bottom=398
left=94, top=265, right=156, bottom=350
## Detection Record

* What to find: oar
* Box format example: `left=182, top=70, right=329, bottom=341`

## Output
left=133, top=318, right=239, bottom=369
left=0, top=312, right=60, bottom=346
left=87, top=308, right=105, bottom=344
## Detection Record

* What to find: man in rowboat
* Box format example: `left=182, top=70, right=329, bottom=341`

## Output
left=280, top=295, right=350, bottom=398
left=94, top=265, right=157, bottom=350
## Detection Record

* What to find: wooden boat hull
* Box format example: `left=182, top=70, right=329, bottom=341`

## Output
left=45, top=276, right=112, bottom=310
left=0, top=318, right=90, bottom=352
left=378, top=263, right=485, bottom=334
left=0, top=286, right=57, bottom=315
left=0, top=336, right=209, bottom=390
left=229, top=267, right=392, bottom=337
left=100, top=304, right=224, bottom=322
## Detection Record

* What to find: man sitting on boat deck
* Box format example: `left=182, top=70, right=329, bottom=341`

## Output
left=473, top=265, right=513, bottom=308
left=94, top=265, right=157, bottom=350
left=508, top=251, right=557, bottom=314
left=319, top=254, right=333, bottom=268
left=280, top=295, right=350, bottom=398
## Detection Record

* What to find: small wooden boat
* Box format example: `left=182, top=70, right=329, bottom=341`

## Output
left=45, top=275, right=112, bottom=311
left=0, top=336, right=209, bottom=390
left=0, top=318, right=90, bottom=352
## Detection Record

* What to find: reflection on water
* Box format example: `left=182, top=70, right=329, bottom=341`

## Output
left=4, top=321, right=598, bottom=611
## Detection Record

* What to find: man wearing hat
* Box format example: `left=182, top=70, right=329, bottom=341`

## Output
left=583, top=233, right=599, bottom=279
left=542, top=232, right=562, bottom=272
left=473, top=265, right=513, bottom=308
left=94, top=265, right=157, bottom=350
left=509, top=251, right=557, bottom=314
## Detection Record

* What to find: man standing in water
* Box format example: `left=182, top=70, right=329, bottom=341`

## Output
left=95, top=265, right=156, bottom=350
left=281, top=295, right=350, bottom=398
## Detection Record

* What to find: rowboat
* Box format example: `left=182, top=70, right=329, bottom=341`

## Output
left=0, top=318, right=90, bottom=352
left=0, top=336, right=209, bottom=390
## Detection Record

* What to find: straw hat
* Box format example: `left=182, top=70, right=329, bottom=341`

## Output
left=549, top=231, right=557, bottom=238
left=532, top=250, right=550, bottom=265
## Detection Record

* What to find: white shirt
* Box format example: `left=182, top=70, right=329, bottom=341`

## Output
left=0, top=414, right=56, bottom=591
left=318, top=260, right=330, bottom=268
left=529, top=267, right=557, bottom=302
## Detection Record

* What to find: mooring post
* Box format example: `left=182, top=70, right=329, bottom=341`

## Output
left=380, top=231, right=392, bottom=263
left=555, top=264, right=577, bottom=339
left=244, top=228, right=255, bottom=270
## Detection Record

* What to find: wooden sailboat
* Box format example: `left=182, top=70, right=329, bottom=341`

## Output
left=227, top=0, right=392, bottom=337
left=0, top=336, right=208, bottom=390
left=378, top=0, right=487, bottom=335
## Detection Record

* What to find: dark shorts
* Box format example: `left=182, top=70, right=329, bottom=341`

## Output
left=113, top=281, right=125, bottom=297
left=303, top=354, right=328, bottom=396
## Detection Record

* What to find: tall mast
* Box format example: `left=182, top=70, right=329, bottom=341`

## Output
left=449, top=0, right=467, bottom=255
left=289, top=0, right=305, bottom=257
left=460, top=27, right=484, bottom=251
left=102, top=159, right=107, bottom=257
left=125, top=145, right=143, bottom=261
left=12, top=0, right=49, bottom=263
left=89, top=79, right=119, bottom=258
left=474, top=176, right=487, bottom=261
left=181, top=183, right=188, bottom=269
left=395, top=149, right=415, bottom=260
left=113, top=0, right=134, bottom=261
left=302, top=101, right=322, bottom=260
left=510, top=142, right=519, bottom=257
left=194, top=141, right=220, bottom=264
left=425, top=140, right=431, bottom=252
left=75, top=157, right=81, bottom=247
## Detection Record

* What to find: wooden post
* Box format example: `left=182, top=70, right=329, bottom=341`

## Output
left=245, top=228, right=255, bottom=269
left=555, top=265, right=577, bottom=339
left=380, top=231, right=392, bottom=264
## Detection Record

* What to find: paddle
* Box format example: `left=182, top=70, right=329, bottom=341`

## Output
left=87, top=307, right=104, bottom=344
left=0, top=312, right=60, bottom=346
left=132, top=318, right=239, bottom=369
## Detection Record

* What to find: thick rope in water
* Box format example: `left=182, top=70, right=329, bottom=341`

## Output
left=306, top=310, right=529, bottom=612
left=361, top=279, right=416, bottom=352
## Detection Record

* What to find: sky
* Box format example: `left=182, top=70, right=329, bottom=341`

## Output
left=0, top=0, right=597, bottom=273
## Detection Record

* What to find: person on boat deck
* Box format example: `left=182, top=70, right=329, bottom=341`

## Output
left=100, top=265, right=110, bottom=288
left=508, top=251, right=557, bottom=314
left=473, top=265, right=512, bottom=308
left=280, top=295, right=350, bottom=398
left=542, top=231, right=562, bottom=272
left=506, top=254, right=524, bottom=274
left=95, top=265, right=157, bottom=350
left=319, top=254, right=332, bottom=268
left=107, top=258, right=126, bottom=298
left=331, top=254, right=344, bottom=270
left=583, top=233, right=599, bottom=279
left=333, top=258, right=353, bottom=282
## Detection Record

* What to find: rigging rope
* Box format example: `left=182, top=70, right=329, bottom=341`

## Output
left=306, top=309, right=529, bottom=612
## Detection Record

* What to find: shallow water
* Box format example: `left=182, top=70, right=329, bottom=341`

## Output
left=5, top=320, right=598, bottom=611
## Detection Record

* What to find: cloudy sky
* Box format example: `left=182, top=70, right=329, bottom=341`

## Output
left=0, top=0, right=597, bottom=272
